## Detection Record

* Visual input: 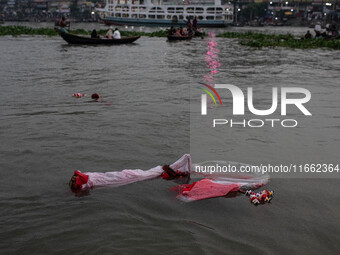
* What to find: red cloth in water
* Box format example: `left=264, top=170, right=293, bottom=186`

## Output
left=74, top=170, right=89, bottom=190
left=171, top=179, right=240, bottom=201
left=161, top=165, right=189, bottom=180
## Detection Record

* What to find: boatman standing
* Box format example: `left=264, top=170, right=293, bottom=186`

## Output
left=59, top=16, right=67, bottom=27
left=113, top=28, right=121, bottom=39
left=59, top=16, right=69, bottom=33
left=193, top=16, right=198, bottom=30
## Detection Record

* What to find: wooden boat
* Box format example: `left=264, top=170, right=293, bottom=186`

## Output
left=167, top=34, right=193, bottom=41
left=55, top=27, right=140, bottom=45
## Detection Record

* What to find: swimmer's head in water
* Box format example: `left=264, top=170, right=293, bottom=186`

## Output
left=91, top=93, right=100, bottom=100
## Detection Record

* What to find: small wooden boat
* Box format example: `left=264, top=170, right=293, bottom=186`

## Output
left=55, top=27, right=140, bottom=45
left=167, top=34, right=193, bottom=41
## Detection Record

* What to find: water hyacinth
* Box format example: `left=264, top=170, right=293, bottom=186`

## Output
left=1, top=25, right=339, bottom=49
left=0, top=25, right=58, bottom=36
left=218, top=31, right=340, bottom=50
left=0, top=25, right=169, bottom=37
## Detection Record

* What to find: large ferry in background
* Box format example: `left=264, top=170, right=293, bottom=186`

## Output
left=96, top=0, right=233, bottom=27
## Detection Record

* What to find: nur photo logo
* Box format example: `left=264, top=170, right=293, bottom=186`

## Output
left=200, top=84, right=312, bottom=128
left=198, top=82, right=223, bottom=115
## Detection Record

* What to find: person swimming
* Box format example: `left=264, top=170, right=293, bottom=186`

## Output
left=91, top=93, right=100, bottom=101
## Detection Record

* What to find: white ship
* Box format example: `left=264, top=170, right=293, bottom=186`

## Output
left=96, top=0, right=233, bottom=27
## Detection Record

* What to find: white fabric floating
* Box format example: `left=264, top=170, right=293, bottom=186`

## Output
left=79, top=154, right=191, bottom=190
left=71, top=154, right=269, bottom=202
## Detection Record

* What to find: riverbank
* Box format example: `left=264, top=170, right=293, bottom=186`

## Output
left=1, top=25, right=339, bottom=50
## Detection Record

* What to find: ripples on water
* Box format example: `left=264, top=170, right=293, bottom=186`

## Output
left=0, top=26, right=339, bottom=254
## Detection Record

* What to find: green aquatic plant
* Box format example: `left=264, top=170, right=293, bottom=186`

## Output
left=240, top=37, right=340, bottom=50
left=0, top=25, right=58, bottom=36
left=0, top=25, right=204, bottom=38
left=0, top=25, right=169, bottom=37
left=1, top=25, right=338, bottom=49
left=218, top=31, right=340, bottom=50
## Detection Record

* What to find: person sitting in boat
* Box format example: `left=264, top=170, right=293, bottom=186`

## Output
left=187, top=27, right=193, bottom=35
left=179, top=27, right=186, bottom=36
left=183, top=28, right=190, bottom=36
left=58, top=16, right=69, bottom=33
left=105, top=28, right=113, bottom=39
left=195, top=27, right=203, bottom=36
left=168, top=26, right=176, bottom=36
left=91, top=29, right=99, bottom=39
left=330, top=23, right=339, bottom=37
left=193, top=16, right=198, bottom=30
left=168, top=26, right=173, bottom=35
left=186, top=19, right=193, bottom=35
left=325, top=23, right=331, bottom=35
left=304, top=30, right=312, bottom=39
left=113, top=28, right=121, bottom=39
left=314, top=22, right=322, bottom=38
left=187, top=17, right=192, bottom=30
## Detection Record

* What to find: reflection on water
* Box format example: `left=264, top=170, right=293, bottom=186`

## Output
left=203, top=32, right=222, bottom=84
left=200, top=32, right=223, bottom=111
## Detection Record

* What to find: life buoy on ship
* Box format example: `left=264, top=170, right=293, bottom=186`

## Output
left=172, top=15, right=178, bottom=23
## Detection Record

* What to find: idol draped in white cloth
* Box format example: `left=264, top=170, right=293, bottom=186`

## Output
left=69, top=154, right=272, bottom=204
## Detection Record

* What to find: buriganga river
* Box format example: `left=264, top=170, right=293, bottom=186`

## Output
left=0, top=22, right=339, bottom=254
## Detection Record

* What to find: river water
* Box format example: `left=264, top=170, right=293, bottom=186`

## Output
left=0, top=23, right=339, bottom=254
